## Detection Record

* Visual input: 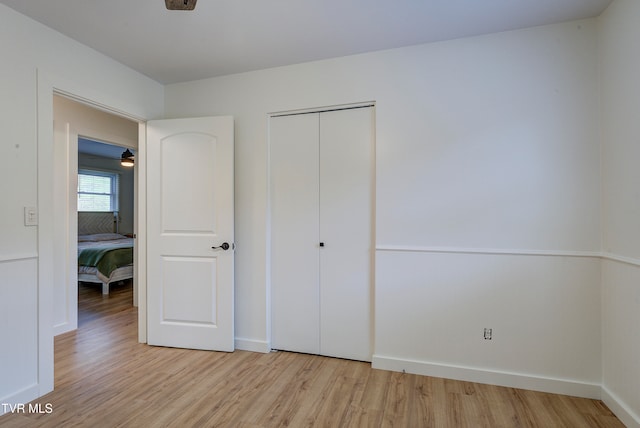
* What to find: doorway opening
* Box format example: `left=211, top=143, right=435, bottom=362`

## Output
left=77, top=138, right=136, bottom=325
left=52, top=94, right=140, bottom=335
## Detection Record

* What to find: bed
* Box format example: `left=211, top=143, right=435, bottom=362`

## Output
left=77, top=211, right=134, bottom=295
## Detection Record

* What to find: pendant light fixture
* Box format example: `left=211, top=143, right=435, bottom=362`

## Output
left=121, top=149, right=135, bottom=167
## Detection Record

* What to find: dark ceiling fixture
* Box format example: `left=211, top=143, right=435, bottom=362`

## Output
left=165, top=0, right=197, bottom=10
left=121, top=149, right=135, bottom=167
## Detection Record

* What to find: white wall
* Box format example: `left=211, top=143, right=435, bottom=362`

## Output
left=599, top=1, right=640, bottom=426
left=0, top=3, right=162, bottom=411
left=165, top=19, right=602, bottom=394
left=375, top=252, right=601, bottom=396
left=3, top=0, right=633, bottom=421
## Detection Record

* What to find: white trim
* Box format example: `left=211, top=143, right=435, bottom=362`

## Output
left=601, top=386, right=640, bottom=428
left=136, top=124, right=146, bottom=339
left=377, top=245, right=640, bottom=268
left=269, top=101, right=376, bottom=117
left=0, top=254, right=38, bottom=263
left=601, top=252, right=640, bottom=268
left=0, top=383, right=40, bottom=416
left=37, top=69, right=56, bottom=399
left=372, top=355, right=601, bottom=400
left=53, top=321, right=74, bottom=337
left=235, top=338, right=271, bottom=354
left=54, top=90, right=146, bottom=124
left=376, top=244, right=601, bottom=258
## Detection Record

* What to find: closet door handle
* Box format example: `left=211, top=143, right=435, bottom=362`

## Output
left=319, top=242, right=325, bottom=247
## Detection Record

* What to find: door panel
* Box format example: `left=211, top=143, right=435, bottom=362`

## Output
left=147, top=116, right=234, bottom=351
left=270, top=113, right=321, bottom=354
left=160, top=133, right=217, bottom=233
left=319, top=107, right=373, bottom=361
left=161, top=256, right=216, bottom=323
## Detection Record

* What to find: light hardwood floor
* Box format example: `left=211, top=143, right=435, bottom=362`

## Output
left=0, top=281, right=624, bottom=427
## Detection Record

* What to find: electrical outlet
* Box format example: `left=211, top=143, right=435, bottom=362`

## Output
left=484, top=328, right=492, bottom=340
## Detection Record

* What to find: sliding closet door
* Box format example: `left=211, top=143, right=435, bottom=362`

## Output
left=270, top=113, right=320, bottom=354
left=319, top=107, right=373, bottom=361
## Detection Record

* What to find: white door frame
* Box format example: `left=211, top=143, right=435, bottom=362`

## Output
left=36, top=69, right=149, bottom=397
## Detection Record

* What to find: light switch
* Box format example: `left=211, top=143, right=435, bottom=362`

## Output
left=24, top=206, right=38, bottom=226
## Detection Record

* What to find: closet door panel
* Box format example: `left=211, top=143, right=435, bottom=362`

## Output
left=270, top=113, right=321, bottom=354
left=319, top=107, right=373, bottom=361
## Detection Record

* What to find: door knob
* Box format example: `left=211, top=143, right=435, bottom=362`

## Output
left=212, top=242, right=230, bottom=250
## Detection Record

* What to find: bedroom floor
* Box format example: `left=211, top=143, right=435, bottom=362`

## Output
left=0, top=283, right=625, bottom=427
left=77, top=280, right=133, bottom=326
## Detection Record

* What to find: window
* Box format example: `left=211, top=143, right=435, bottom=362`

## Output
left=78, top=170, right=119, bottom=212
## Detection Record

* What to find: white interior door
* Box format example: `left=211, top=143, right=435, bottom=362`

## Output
left=270, top=113, right=320, bottom=354
left=319, top=107, right=373, bottom=361
left=147, top=116, right=234, bottom=351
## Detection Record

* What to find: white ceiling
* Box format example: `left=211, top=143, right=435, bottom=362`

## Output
left=1, top=0, right=613, bottom=84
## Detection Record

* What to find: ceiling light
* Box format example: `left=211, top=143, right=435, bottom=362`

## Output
left=121, top=149, right=135, bottom=167
left=165, top=0, right=197, bottom=10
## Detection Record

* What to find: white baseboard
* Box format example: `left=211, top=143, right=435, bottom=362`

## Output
left=601, top=386, right=640, bottom=428
left=53, top=321, right=75, bottom=337
left=0, top=383, right=39, bottom=416
left=372, top=355, right=601, bottom=400
left=235, top=337, right=270, bottom=353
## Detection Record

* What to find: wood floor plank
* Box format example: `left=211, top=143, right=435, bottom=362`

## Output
left=0, top=281, right=626, bottom=427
